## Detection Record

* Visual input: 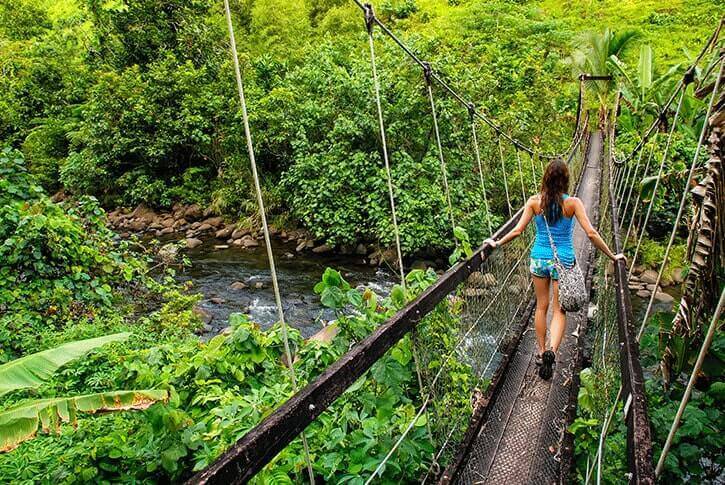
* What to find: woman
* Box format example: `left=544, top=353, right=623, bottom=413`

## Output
left=484, top=158, right=625, bottom=380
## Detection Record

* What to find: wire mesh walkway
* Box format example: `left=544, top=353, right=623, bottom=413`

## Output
left=447, top=131, right=603, bottom=484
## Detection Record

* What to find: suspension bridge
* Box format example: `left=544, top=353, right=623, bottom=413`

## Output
left=188, top=5, right=724, bottom=484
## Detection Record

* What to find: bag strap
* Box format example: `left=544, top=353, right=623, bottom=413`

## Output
left=542, top=212, right=563, bottom=266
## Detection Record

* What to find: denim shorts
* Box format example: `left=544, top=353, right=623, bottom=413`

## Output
left=530, top=258, right=560, bottom=279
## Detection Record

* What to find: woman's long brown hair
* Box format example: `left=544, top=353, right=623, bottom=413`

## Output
left=539, top=158, right=570, bottom=223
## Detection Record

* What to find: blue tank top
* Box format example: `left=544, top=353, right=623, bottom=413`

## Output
left=530, top=194, right=576, bottom=266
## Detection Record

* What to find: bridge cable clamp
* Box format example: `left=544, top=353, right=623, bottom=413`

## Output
left=363, top=3, right=375, bottom=33
left=422, top=61, right=433, bottom=85
left=467, top=102, right=476, bottom=121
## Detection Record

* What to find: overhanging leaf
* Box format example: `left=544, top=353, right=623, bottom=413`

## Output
left=0, top=333, right=130, bottom=397
left=0, top=389, right=167, bottom=452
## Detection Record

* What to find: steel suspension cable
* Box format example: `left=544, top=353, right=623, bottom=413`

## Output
left=527, top=150, right=538, bottom=192
left=364, top=243, right=532, bottom=483
left=364, top=5, right=406, bottom=286
left=623, top=139, right=657, bottom=248
left=515, top=148, right=527, bottom=203
left=363, top=5, right=434, bottom=453
left=424, top=64, right=456, bottom=236
left=655, top=288, right=725, bottom=476
left=469, top=105, right=493, bottom=234
left=222, top=1, right=315, bottom=482
left=636, top=55, right=723, bottom=340
left=350, top=0, right=576, bottom=160
left=617, top=142, right=645, bottom=222
left=498, top=135, right=513, bottom=217
left=628, top=88, right=686, bottom=273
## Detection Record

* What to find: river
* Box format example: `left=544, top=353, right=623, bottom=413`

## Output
left=176, top=238, right=396, bottom=338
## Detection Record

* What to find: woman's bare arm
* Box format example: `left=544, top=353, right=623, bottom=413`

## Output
left=485, top=197, right=535, bottom=248
left=571, top=197, right=624, bottom=262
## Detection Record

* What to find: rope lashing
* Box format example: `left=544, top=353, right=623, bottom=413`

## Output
left=655, top=288, right=725, bottom=476
left=498, top=135, right=513, bottom=217
left=636, top=54, right=724, bottom=341
left=515, top=147, right=527, bottom=203
left=222, top=1, right=315, bottom=482
left=363, top=3, right=406, bottom=286
left=469, top=103, right=493, bottom=235
left=423, top=60, right=456, bottom=237
left=628, top=87, right=686, bottom=274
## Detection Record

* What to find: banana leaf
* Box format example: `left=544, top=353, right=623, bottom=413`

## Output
left=0, top=389, right=167, bottom=452
left=0, top=333, right=130, bottom=397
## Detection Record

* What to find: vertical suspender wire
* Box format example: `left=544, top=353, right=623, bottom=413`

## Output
left=498, top=135, right=513, bottom=217
left=363, top=5, right=433, bottom=458
left=515, top=148, right=527, bottom=203
left=364, top=7, right=405, bottom=287
left=618, top=141, right=645, bottom=223
left=222, top=1, right=315, bottom=482
left=469, top=105, right=493, bottom=235
left=624, top=139, right=657, bottom=249
left=528, top=150, right=538, bottom=193
left=615, top=155, right=632, bottom=200
left=655, top=288, right=725, bottom=476
left=424, top=63, right=456, bottom=237
left=637, top=55, right=723, bottom=340
left=629, top=87, right=686, bottom=274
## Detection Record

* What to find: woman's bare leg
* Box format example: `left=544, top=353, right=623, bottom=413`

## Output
left=533, top=275, right=550, bottom=355
left=550, top=279, right=567, bottom=352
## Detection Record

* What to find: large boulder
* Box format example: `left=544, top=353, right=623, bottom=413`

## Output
left=186, top=238, right=203, bottom=249
left=184, top=204, right=204, bottom=221
left=204, top=216, right=224, bottom=227
left=192, top=306, right=213, bottom=325
left=241, top=235, right=259, bottom=248
left=312, top=244, right=332, bottom=254
left=640, top=269, right=659, bottom=284
left=231, top=227, right=249, bottom=240
left=215, top=226, right=234, bottom=239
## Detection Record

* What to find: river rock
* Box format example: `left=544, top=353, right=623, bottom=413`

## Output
left=284, top=252, right=294, bottom=259
left=159, top=243, right=179, bottom=264
left=308, top=323, right=339, bottom=345
left=128, top=219, right=146, bottom=231
left=184, top=204, right=203, bottom=221
left=210, top=297, right=225, bottom=304
left=633, top=264, right=647, bottom=275
left=671, top=268, right=685, bottom=284
left=241, top=235, right=259, bottom=248
left=214, top=245, right=229, bottom=250
left=355, top=243, right=367, bottom=255
left=253, top=281, right=264, bottom=289
left=230, top=281, right=247, bottom=290
left=192, top=306, right=213, bottom=325
left=161, top=217, right=175, bottom=228
left=197, top=223, right=212, bottom=232
left=231, top=227, right=249, bottom=239
left=640, top=270, right=658, bottom=284
left=186, top=238, right=203, bottom=249
left=412, top=260, right=428, bottom=270
left=646, top=284, right=661, bottom=292
left=215, top=226, right=233, bottom=239
left=221, top=326, right=233, bottom=336
left=204, top=216, right=224, bottom=227
left=312, top=244, right=332, bottom=254
left=173, top=218, right=188, bottom=230
left=231, top=238, right=244, bottom=247
left=654, top=291, right=674, bottom=303
left=296, top=241, right=307, bottom=252
left=636, top=289, right=651, bottom=298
